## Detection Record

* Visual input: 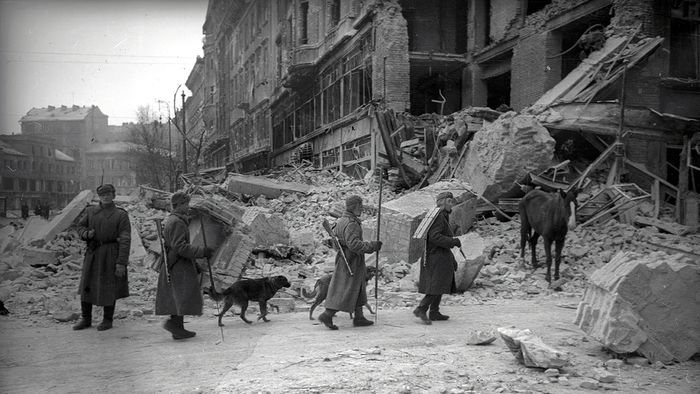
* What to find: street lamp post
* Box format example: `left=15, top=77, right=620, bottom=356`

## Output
left=181, top=90, right=187, bottom=175
left=157, top=100, right=174, bottom=192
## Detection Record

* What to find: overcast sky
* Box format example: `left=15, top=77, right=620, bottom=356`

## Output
left=0, top=0, right=208, bottom=134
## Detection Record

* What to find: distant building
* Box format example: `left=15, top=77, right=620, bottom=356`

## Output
left=0, top=134, right=79, bottom=211
left=20, top=104, right=109, bottom=188
left=85, top=142, right=138, bottom=195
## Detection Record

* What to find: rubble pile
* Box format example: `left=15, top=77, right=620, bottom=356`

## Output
left=0, top=164, right=698, bottom=326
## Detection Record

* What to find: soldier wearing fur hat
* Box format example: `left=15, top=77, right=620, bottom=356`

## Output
left=155, top=191, right=214, bottom=340
left=318, top=195, right=382, bottom=330
left=73, top=184, right=131, bottom=331
left=413, top=191, right=461, bottom=325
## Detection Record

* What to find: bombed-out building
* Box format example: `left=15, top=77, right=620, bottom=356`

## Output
left=196, top=0, right=699, bottom=217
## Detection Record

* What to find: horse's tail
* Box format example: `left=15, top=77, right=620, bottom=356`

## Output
left=518, top=200, right=531, bottom=258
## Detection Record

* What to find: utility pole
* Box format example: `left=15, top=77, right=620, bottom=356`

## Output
left=157, top=99, right=174, bottom=191
left=181, top=90, right=188, bottom=175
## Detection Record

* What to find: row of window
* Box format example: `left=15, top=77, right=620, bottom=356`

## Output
left=87, top=159, right=132, bottom=171
left=3, top=159, right=77, bottom=175
left=1, top=177, right=76, bottom=193
left=271, top=36, right=373, bottom=150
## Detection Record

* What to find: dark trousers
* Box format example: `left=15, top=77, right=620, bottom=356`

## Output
left=323, top=290, right=366, bottom=317
left=416, top=294, right=442, bottom=314
left=81, top=301, right=115, bottom=321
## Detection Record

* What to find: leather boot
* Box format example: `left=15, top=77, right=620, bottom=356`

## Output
left=412, top=307, right=432, bottom=325
left=178, top=316, right=196, bottom=338
left=429, top=295, right=449, bottom=321
left=97, top=304, right=114, bottom=331
left=353, top=306, right=374, bottom=327
left=318, top=309, right=338, bottom=330
left=73, top=302, right=92, bottom=330
left=164, top=315, right=194, bottom=339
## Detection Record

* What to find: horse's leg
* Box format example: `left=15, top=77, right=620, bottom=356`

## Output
left=554, top=238, right=564, bottom=281
left=543, top=237, right=553, bottom=283
left=520, top=221, right=530, bottom=260
left=529, top=232, right=540, bottom=269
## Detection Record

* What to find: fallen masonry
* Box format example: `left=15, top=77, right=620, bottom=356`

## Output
left=575, top=251, right=700, bottom=363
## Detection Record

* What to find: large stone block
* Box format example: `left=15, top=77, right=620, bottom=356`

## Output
left=200, top=230, right=255, bottom=290
left=575, top=251, right=700, bottom=363
left=28, top=190, right=94, bottom=247
left=189, top=194, right=244, bottom=226
left=21, top=246, right=58, bottom=267
left=364, top=180, right=475, bottom=265
left=454, top=113, right=554, bottom=202
left=241, top=207, right=289, bottom=247
left=223, top=173, right=311, bottom=198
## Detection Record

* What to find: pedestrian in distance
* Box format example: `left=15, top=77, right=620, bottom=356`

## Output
left=20, top=201, right=29, bottom=220
left=42, top=202, right=50, bottom=220
left=34, top=203, right=42, bottom=218
left=155, top=191, right=214, bottom=340
left=73, top=184, right=131, bottom=331
left=413, top=192, right=461, bottom=325
left=318, top=195, right=382, bottom=330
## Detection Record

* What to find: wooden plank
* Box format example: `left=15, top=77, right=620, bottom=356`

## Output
left=412, top=207, right=441, bottom=240
left=624, top=158, right=678, bottom=192
left=571, top=142, right=619, bottom=190
left=634, top=215, right=692, bottom=236
left=535, top=36, right=627, bottom=106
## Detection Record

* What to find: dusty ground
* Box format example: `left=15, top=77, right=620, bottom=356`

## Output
left=1, top=294, right=698, bottom=394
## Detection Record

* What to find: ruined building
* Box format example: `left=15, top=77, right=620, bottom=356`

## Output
left=193, top=0, right=699, bottom=204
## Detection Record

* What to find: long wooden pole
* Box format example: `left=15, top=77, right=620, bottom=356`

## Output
left=375, top=170, right=383, bottom=323
left=199, top=216, right=224, bottom=342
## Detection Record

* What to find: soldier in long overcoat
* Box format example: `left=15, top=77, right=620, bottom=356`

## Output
left=155, top=191, right=213, bottom=340
left=318, top=195, right=382, bottom=330
left=73, top=184, right=131, bottom=331
left=413, top=191, right=461, bottom=325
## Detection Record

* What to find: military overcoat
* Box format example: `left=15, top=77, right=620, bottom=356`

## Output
left=324, top=211, right=377, bottom=313
left=77, top=202, right=131, bottom=306
left=155, top=212, right=207, bottom=316
left=418, top=209, right=458, bottom=295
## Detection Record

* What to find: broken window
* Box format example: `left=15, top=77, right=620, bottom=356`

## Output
left=321, top=147, right=340, bottom=168
left=486, top=71, right=511, bottom=110
left=527, top=0, right=552, bottom=15
left=2, top=177, right=14, bottom=191
left=330, top=0, right=341, bottom=26
left=401, top=0, right=468, bottom=53
left=670, top=3, right=700, bottom=79
left=300, top=1, right=309, bottom=44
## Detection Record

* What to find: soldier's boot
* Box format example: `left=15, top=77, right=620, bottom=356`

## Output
left=353, top=306, right=374, bottom=327
left=178, top=316, right=197, bottom=338
left=429, top=295, right=449, bottom=321
left=318, top=309, right=338, bottom=330
left=164, top=315, right=194, bottom=340
left=97, top=304, right=114, bottom=331
left=73, top=302, right=92, bottom=330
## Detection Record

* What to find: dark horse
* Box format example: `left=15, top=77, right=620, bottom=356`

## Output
left=519, top=189, right=578, bottom=283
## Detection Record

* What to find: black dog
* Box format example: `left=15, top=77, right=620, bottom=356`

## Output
left=206, top=275, right=291, bottom=327
left=0, top=300, right=8, bottom=315
left=302, top=266, right=377, bottom=320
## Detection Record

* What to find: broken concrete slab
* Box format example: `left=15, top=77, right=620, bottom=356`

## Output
left=497, top=326, right=570, bottom=369
left=241, top=207, right=290, bottom=247
left=17, top=216, right=46, bottom=245
left=21, top=246, right=58, bottom=267
left=223, top=173, right=311, bottom=199
left=290, top=230, right=316, bottom=256
left=452, top=232, right=486, bottom=292
left=128, top=214, right=147, bottom=264
left=466, top=330, right=497, bottom=345
left=575, top=251, right=700, bottom=363
left=200, top=229, right=255, bottom=290
left=29, top=190, right=94, bottom=247
left=190, top=194, right=245, bottom=226
left=454, top=113, right=555, bottom=202
left=364, top=180, right=475, bottom=265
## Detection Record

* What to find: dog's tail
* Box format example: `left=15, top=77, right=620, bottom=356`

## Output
left=301, top=286, right=317, bottom=299
left=204, top=286, right=224, bottom=302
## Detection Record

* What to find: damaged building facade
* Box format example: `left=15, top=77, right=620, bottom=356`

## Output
left=195, top=0, right=699, bottom=210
